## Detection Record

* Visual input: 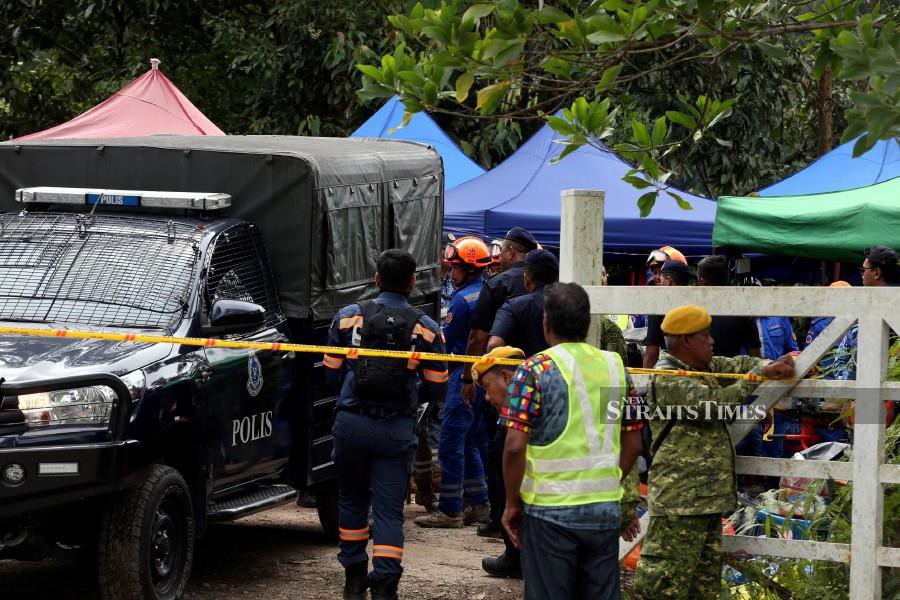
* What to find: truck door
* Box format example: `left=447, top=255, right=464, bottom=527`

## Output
left=201, top=223, right=294, bottom=490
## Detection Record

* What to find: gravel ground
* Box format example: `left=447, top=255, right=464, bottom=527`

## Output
left=2, top=503, right=525, bottom=600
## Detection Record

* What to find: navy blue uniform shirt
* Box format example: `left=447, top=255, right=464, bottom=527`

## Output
left=324, top=291, right=448, bottom=412
left=489, top=285, right=549, bottom=359
left=469, top=262, right=527, bottom=334
left=443, top=278, right=483, bottom=356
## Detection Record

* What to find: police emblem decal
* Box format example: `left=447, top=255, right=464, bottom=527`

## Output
left=246, top=353, right=264, bottom=397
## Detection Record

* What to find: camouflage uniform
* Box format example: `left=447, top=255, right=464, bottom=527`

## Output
left=634, top=351, right=766, bottom=600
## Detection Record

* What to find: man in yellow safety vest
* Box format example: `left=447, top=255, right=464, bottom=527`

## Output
left=498, top=282, right=644, bottom=599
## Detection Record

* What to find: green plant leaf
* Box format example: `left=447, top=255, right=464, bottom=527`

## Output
left=455, top=71, right=475, bottom=102
left=667, top=190, right=693, bottom=210
left=463, top=4, right=495, bottom=23
left=637, top=191, right=658, bottom=217
left=476, top=80, right=511, bottom=114
left=586, top=30, right=627, bottom=44
left=665, top=111, right=696, bottom=130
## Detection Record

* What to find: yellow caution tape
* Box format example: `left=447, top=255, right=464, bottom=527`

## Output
left=0, top=325, right=783, bottom=381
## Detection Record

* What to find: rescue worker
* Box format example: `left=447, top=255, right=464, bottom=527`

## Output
left=416, top=237, right=492, bottom=528
left=462, top=227, right=537, bottom=546
left=646, top=246, right=687, bottom=286
left=499, top=282, right=644, bottom=599
left=324, top=249, right=448, bottom=600
left=633, top=305, right=795, bottom=600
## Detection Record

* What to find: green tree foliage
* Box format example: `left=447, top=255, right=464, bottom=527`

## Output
left=0, top=0, right=404, bottom=139
left=358, top=0, right=899, bottom=209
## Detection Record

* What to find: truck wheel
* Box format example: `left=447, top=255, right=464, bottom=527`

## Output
left=97, top=464, right=195, bottom=600
left=315, top=482, right=340, bottom=541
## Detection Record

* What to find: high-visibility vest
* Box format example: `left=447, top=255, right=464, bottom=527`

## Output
left=613, top=314, right=630, bottom=331
left=520, top=343, right=624, bottom=507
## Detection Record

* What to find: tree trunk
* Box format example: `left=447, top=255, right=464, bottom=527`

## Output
left=817, top=65, right=834, bottom=156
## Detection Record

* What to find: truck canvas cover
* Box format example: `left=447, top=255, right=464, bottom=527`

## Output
left=0, top=136, right=444, bottom=320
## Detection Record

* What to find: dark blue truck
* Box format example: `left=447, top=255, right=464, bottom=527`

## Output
left=0, top=137, right=444, bottom=599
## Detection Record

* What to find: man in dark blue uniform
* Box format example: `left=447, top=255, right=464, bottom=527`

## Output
left=488, top=248, right=559, bottom=358
left=324, top=249, right=448, bottom=600
left=416, top=236, right=493, bottom=528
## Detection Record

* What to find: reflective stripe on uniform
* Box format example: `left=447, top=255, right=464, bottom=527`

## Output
left=340, top=315, right=363, bottom=330
left=372, top=544, right=404, bottom=560
left=323, top=354, right=344, bottom=369
left=532, top=454, right=618, bottom=473
left=339, top=526, right=370, bottom=542
left=422, top=368, right=449, bottom=383
left=412, top=323, right=436, bottom=343
left=521, top=475, right=621, bottom=496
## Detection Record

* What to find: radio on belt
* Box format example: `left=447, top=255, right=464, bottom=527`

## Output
left=15, top=186, right=231, bottom=210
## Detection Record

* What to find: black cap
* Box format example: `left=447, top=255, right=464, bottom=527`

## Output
left=864, top=245, right=898, bottom=266
left=525, top=248, right=559, bottom=271
left=504, top=227, right=538, bottom=252
left=660, top=259, right=691, bottom=275
left=442, top=232, right=457, bottom=246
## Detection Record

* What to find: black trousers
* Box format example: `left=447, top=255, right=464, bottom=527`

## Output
left=487, top=424, right=520, bottom=563
left=521, top=514, right=620, bottom=600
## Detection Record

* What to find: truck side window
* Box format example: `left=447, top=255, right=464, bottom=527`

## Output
left=205, top=224, right=281, bottom=331
left=390, top=176, right=441, bottom=273
left=323, top=184, right=381, bottom=289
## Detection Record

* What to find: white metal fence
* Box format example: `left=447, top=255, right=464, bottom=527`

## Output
left=560, top=190, right=899, bottom=599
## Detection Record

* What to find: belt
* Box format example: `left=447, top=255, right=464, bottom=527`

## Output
left=339, top=405, right=412, bottom=420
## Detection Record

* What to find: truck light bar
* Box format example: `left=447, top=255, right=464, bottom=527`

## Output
left=15, top=187, right=231, bottom=211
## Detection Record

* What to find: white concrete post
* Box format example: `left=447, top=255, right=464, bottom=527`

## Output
left=849, top=316, right=888, bottom=600
left=559, top=189, right=604, bottom=347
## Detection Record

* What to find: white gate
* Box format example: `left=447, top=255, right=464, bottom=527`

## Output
left=560, top=190, right=899, bottom=599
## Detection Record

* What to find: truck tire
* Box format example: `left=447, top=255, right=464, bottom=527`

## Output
left=315, top=481, right=340, bottom=541
left=97, top=464, right=195, bottom=600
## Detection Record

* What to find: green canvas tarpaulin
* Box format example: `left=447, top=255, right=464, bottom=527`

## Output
left=714, top=177, right=900, bottom=261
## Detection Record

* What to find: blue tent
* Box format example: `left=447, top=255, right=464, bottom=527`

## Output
left=352, top=96, right=485, bottom=189
left=444, top=124, right=717, bottom=253
left=760, top=137, right=900, bottom=196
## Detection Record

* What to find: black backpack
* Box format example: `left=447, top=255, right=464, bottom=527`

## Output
left=352, top=301, right=424, bottom=414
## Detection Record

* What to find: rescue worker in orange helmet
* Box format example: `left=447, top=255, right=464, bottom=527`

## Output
left=646, top=246, right=687, bottom=286
left=416, top=236, right=493, bottom=528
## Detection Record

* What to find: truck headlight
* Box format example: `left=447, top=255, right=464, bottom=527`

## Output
left=18, top=386, right=118, bottom=425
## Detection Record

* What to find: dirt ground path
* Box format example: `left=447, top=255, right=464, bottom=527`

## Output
left=2, top=504, right=524, bottom=600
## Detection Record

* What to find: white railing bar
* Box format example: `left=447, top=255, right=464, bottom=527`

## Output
left=880, top=546, right=900, bottom=568
left=584, top=285, right=897, bottom=318
left=879, top=464, right=900, bottom=485
left=723, top=535, right=851, bottom=563
left=849, top=317, right=889, bottom=600
left=735, top=456, right=852, bottom=480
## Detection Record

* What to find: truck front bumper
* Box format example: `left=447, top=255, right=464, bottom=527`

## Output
left=0, top=440, right=147, bottom=520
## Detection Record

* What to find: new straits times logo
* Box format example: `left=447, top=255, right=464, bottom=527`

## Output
left=609, top=399, right=769, bottom=422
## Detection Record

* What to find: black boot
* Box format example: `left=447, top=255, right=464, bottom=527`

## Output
left=369, top=575, right=400, bottom=600
left=482, top=552, right=522, bottom=579
left=343, top=562, right=368, bottom=600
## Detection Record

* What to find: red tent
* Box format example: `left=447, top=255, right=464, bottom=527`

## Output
left=17, top=59, right=225, bottom=140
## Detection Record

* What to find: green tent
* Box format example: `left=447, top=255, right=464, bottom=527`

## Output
left=713, top=177, right=900, bottom=261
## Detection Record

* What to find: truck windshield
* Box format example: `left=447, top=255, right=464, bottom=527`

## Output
left=0, top=212, right=200, bottom=333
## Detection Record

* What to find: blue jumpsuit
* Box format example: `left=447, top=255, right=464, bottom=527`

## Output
left=325, top=291, right=448, bottom=582
left=439, top=278, right=489, bottom=515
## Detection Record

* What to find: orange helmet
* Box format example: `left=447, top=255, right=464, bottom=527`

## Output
left=647, top=245, right=687, bottom=266
left=445, top=236, right=492, bottom=269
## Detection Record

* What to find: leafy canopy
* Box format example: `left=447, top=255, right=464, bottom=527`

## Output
left=358, top=0, right=899, bottom=214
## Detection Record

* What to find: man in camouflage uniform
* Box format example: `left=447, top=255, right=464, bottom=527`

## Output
left=634, top=305, right=795, bottom=600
